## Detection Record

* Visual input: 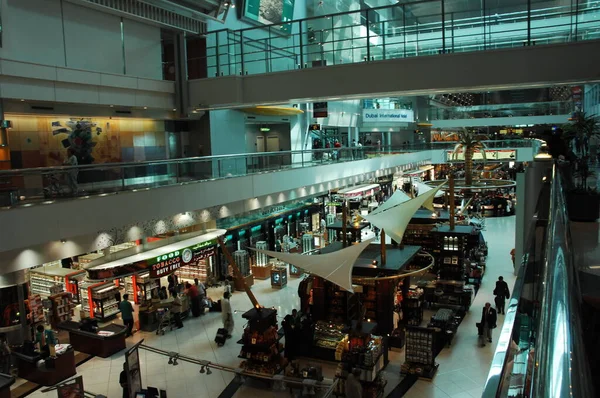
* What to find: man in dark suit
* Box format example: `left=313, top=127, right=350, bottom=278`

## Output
left=480, top=302, right=497, bottom=347
left=494, top=276, right=511, bottom=315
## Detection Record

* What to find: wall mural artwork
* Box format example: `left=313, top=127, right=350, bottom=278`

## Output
left=7, top=115, right=167, bottom=169
left=51, top=119, right=101, bottom=164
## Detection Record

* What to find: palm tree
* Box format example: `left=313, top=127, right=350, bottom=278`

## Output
left=564, top=111, right=600, bottom=153
left=452, top=129, right=488, bottom=187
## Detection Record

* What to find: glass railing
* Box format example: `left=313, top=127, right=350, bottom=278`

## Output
left=429, top=103, right=574, bottom=120
left=0, top=145, right=428, bottom=208
left=0, top=140, right=537, bottom=209
left=197, top=0, right=600, bottom=78
left=482, top=163, right=595, bottom=397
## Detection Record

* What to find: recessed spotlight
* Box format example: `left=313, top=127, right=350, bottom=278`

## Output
left=60, top=239, right=66, bottom=244
left=173, top=108, right=177, bottom=111
left=143, top=106, right=148, bottom=110
left=20, top=99, right=25, bottom=102
left=109, top=105, right=114, bottom=108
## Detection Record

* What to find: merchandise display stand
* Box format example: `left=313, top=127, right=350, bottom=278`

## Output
left=80, top=281, right=120, bottom=320
left=401, top=326, right=439, bottom=380
left=30, top=267, right=85, bottom=298
left=252, top=241, right=273, bottom=279
left=238, top=308, right=285, bottom=376
left=49, top=292, right=74, bottom=327
left=333, top=324, right=386, bottom=398
left=402, top=287, right=424, bottom=326
left=270, top=266, right=287, bottom=289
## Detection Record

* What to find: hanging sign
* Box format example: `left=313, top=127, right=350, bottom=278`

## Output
left=313, top=102, right=328, bottom=118
left=362, top=109, right=415, bottom=123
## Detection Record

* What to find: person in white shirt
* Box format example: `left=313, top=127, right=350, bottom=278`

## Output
left=63, top=148, right=79, bottom=195
left=589, top=134, right=600, bottom=164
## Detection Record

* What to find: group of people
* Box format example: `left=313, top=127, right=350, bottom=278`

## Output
left=478, top=276, right=511, bottom=347
left=282, top=309, right=314, bottom=360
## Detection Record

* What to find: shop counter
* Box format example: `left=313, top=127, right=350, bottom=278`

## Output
left=12, top=347, right=76, bottom=386
left=0, top=373, right=14, bottom=398
left=58, top=321, right=127, bottom=358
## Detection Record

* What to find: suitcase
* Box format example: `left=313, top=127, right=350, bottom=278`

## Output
left=215, top=328, right=228, bottom=346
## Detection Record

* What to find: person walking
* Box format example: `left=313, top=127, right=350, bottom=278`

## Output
left=494, top=276, right=511, bottom=315
left=170, top=291, right=184, bottom=329
left=0, top=333, right=11, bottom=375
left=479, top=302, right=497, bottom=347
left=119, top=294, right=135, bottom=337
left=345, top=368, right=363, bottom=398
left=119, top=363, right=129, bottom=398
left=186, top=282, right=201, bottom=317
left=589, top=134, right=600, bottom=164
left=221, top=291, right=234, bottom=338
left=63, top=147, right=79, bottom=195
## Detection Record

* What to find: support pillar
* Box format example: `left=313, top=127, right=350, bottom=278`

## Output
left=412, top=96, right=432, bottom=143
left=174, top=32, right=189, bottom=117
left=449, top=174, right=456, bottom=231
left=0, top=99, right=10, bottom=170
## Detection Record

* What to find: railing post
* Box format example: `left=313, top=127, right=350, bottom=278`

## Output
left=366, top=9, right=371, bottom=62
left=441, top=0, right=446, bottom=53
left=527, top=0, right=531, bottom=45
left=240, top=31, right=245, bottom=75
left=403, top=5, right=407, bottom=58
left=215, top=33, right=221, bottom=76
left=299, top=20, right=304, bottom=68
left=483, top=0, right=487, bottom=49
left=574, top=0, right=579, bottom=41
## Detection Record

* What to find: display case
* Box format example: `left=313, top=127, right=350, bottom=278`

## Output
left=29, top=266, right=80, bottom=298
left=270, top=266, right=287, bottom=289
left=132, top=273, right=160, bottom=305
left=80, top=281, right=120, bottom=320
left=313, top=321, right=346, bottom=355
left=333, top=330, right=386, bottom=398
left=402, top=287, right=424, bottom=326
left=49, top=292, right=74, bottom=327
left=25, top=295, right=44, bottom=325
left=252, top=241, right=272, bottom=279
left=401, top=326, right=439, bottom=380
left=238, top=308, right=284, bottom=376
left=289, top=263, right=304, bottom=278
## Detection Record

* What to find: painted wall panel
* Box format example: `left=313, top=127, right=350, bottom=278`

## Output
left=62, top=2, right=123, bottom=74
left=0, top=0, right=65, bottom=66
left=124, top=20, right=163, bottom=80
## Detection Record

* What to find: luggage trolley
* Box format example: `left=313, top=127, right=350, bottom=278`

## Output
left=156, top=308, right=173, bottom=335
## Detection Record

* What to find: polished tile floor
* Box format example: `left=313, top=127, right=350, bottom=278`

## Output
left=23, top=216, right=516, bottom=398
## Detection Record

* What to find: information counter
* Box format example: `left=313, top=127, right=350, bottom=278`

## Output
left=58, top=321, right=127, bottom=358
left=12, top=347, right=76, bottom=386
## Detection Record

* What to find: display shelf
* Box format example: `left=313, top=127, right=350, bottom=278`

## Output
left=80, top=281, right=120, bottom=320
left=238, top=308, right=284, bottom=376
left=402, top=326, right=438, bottom=380
left=29, top=266, right=74, bottom=297
left=49, top=292, right=74, bottom=327
left=25, top=295, right=45, bottom=325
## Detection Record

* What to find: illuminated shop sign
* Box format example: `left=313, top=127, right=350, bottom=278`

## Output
left=362, top=109, right=415, bottom=123
left=87, top=239, right=219, bottom=280
left=149, top=239, right=218, bottom=278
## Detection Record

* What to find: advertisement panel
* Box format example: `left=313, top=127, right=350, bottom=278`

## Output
left=243, top=0, right=295, bottom=33
left=362, top=109, right=415, bottom=123
left=446, top=149, right=516, bottom=161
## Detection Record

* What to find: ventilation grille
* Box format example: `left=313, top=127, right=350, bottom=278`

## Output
left=65, top=0, right=208, bottom=34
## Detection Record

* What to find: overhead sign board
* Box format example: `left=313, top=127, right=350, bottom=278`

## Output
left=362, top=109, right=415, bottom=123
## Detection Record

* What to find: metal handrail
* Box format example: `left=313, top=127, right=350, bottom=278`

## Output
left=0, top=140, right=533, bottom=176
left=482, top=163, right=595, bottom=397
left=533, top=166, right=594, bottom=397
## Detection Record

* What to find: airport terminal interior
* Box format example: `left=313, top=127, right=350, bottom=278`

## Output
left=0, top=1, right=599, bottom=398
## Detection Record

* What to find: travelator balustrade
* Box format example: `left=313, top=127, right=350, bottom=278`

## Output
left=482, top=163, right=595, bottom=397
left=0, top=140, right=536, bottom=208
left=196, top=0, right=600, bottom=78
left=428, top=102, right=574, bottom=121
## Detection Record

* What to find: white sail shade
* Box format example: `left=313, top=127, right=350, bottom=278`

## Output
left=370, top=189, right=411, bottom=216
left=363, top=184, right=445, bottom=244
left=252, top=239, right=375, bottom=293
